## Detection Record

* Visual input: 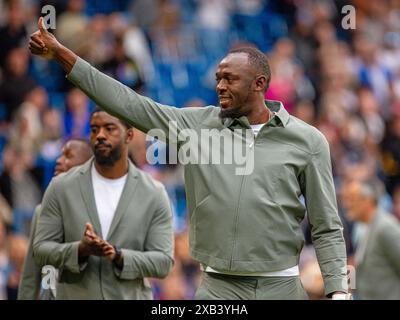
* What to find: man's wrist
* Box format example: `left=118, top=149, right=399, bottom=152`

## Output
left=113, top=246, right=124, bottom=269
left=54, top=45, right=78, bottom=74
left=78, top=241, right=90, bottom=262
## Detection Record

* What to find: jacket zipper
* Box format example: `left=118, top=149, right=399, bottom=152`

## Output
left=229, top=128, right=256, bottom=269
left=228, top=123, right=270, bottom=270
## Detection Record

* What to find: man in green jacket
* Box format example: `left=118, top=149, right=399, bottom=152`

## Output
left=28, top=17, right=348, bottom=299
left=18, top=138, right=93, bottom=300
left=32, top=108, right=174, bottom=299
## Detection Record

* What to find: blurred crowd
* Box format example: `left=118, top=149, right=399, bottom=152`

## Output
left=0, top=0, right=400, bottom=300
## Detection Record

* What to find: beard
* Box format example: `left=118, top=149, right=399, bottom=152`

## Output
left=219, top=107, right=242, bottom=119
left=219, top=104, right=250, bottom=119
left=218, top=91, right=251, bottom=119
left=94, top=142, right=123, bottom=167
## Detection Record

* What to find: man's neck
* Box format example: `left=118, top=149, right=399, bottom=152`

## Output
left=94, top=159, right=128, bottom=179
left=247, top=103, right=271, bottom=125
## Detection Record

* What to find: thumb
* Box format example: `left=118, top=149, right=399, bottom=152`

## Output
left=85, top=222, right=94, bottom=232
left=38, top=17, right=48, bottom=34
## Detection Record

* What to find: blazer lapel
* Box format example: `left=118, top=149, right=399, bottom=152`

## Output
left=78, top=158, right=103, bottom=237
left=106, top=160, right=139, bottom=241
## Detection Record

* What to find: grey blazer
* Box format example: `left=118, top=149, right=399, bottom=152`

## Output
left=33, top=159, right=174, bottom=299
left=18, top=205, right=43, bottom=300
left=356, top=212, right=400, bottom=300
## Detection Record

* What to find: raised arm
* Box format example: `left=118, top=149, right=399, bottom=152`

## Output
left=29, top=18, right=209, bottom=139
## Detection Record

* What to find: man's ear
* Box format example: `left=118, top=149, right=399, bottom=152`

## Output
left=254, top=75, right=267, bottom=92
left=125, top=128, right=134, bottom=143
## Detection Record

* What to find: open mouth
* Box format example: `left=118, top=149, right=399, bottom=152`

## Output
left=219, top=97, right=231, bottom=107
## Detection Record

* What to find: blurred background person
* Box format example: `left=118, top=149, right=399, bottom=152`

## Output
left=342, top=179, right=400, bottom=300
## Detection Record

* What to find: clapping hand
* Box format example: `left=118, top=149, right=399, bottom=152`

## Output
left=78, top=223, right=105, bottom=259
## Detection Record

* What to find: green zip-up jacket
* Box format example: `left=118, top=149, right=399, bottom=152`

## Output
left=67, top=57, right=348, bottom=296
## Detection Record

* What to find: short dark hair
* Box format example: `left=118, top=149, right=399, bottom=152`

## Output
left=68, top=137, right=91, bottom=147
left=228, top=47, right=271, bottom=92
left=67, top=138, right=93, bottom=158
left=90, top=106, right=133, bottom=129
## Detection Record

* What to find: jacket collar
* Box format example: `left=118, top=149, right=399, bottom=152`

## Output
left=78, top=157, right=139, bottom=240
left=222, top=100, right=290, bottom=128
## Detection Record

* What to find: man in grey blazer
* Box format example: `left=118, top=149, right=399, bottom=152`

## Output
left=343, top=179, right=400, bottom=299
left=18, top=138, right=93, bottom=300
left=33, top=109, right=174, bottom=299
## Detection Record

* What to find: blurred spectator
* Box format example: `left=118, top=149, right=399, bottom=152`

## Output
left=293, top=100, right=315, bottom=125
left=150, top=0, right=182, bottom=61
left=63, top=88, right=91, bottom=139
left=0, top=145, right=41, bottom=235
left=55, top=0, right=89, bottom=58
left=85, top=14, right=112, bottom=65
left=0, top=47, right=37, bottom=123
left=0, top=0, right=27, bottom=69
left=266, top=38, right=298, bottom=112
left=174, top=231, right=200, bottom=292
left=353, top=34, right=394, bottom=117
left=154, top=261, right=189, bottom=300
left=0, top=190, right=12, bottom=228
left=39, top=108, right=63, bottom=161
left=266, top=38, right=315, bottom=112
left=129, top=0, right=159, bottom=34
left=154, top=231, right=200, bottom=300
left=0, top=216, right=9, bottom=300
left=196, top=0, right=232, bottom=32
left=123, top=16, right=155, bottom=83
left=299, top=259, right=324, bottom=300
left=8, top=86, right=48, bottom=155
left=357, top=87, right=385, bottom=144
left=38, top=108, right=64, bottom=189
left=128, top=128, right=148, bottom=168
left=6, top=233, right=27, bottom=299
left=393, top=185, right=400, bottom=221
left=100, top=35, right=144, bottom=91
left=343, top=179, right=400, bottom=300
left=381, top=103, right=400, bottom=194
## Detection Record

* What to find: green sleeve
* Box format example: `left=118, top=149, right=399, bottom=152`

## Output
left=113, top=184, right=174, bottom=280
left=67, top=57, right=209, bottom=142
left=302, top=133, right=348, bottom=296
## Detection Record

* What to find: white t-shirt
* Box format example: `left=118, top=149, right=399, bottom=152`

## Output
left=250, top=123, right=266, bottom=137
left=249, top=111, right=276, bottom=137
left=91, top=164, right=128, bottom=239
